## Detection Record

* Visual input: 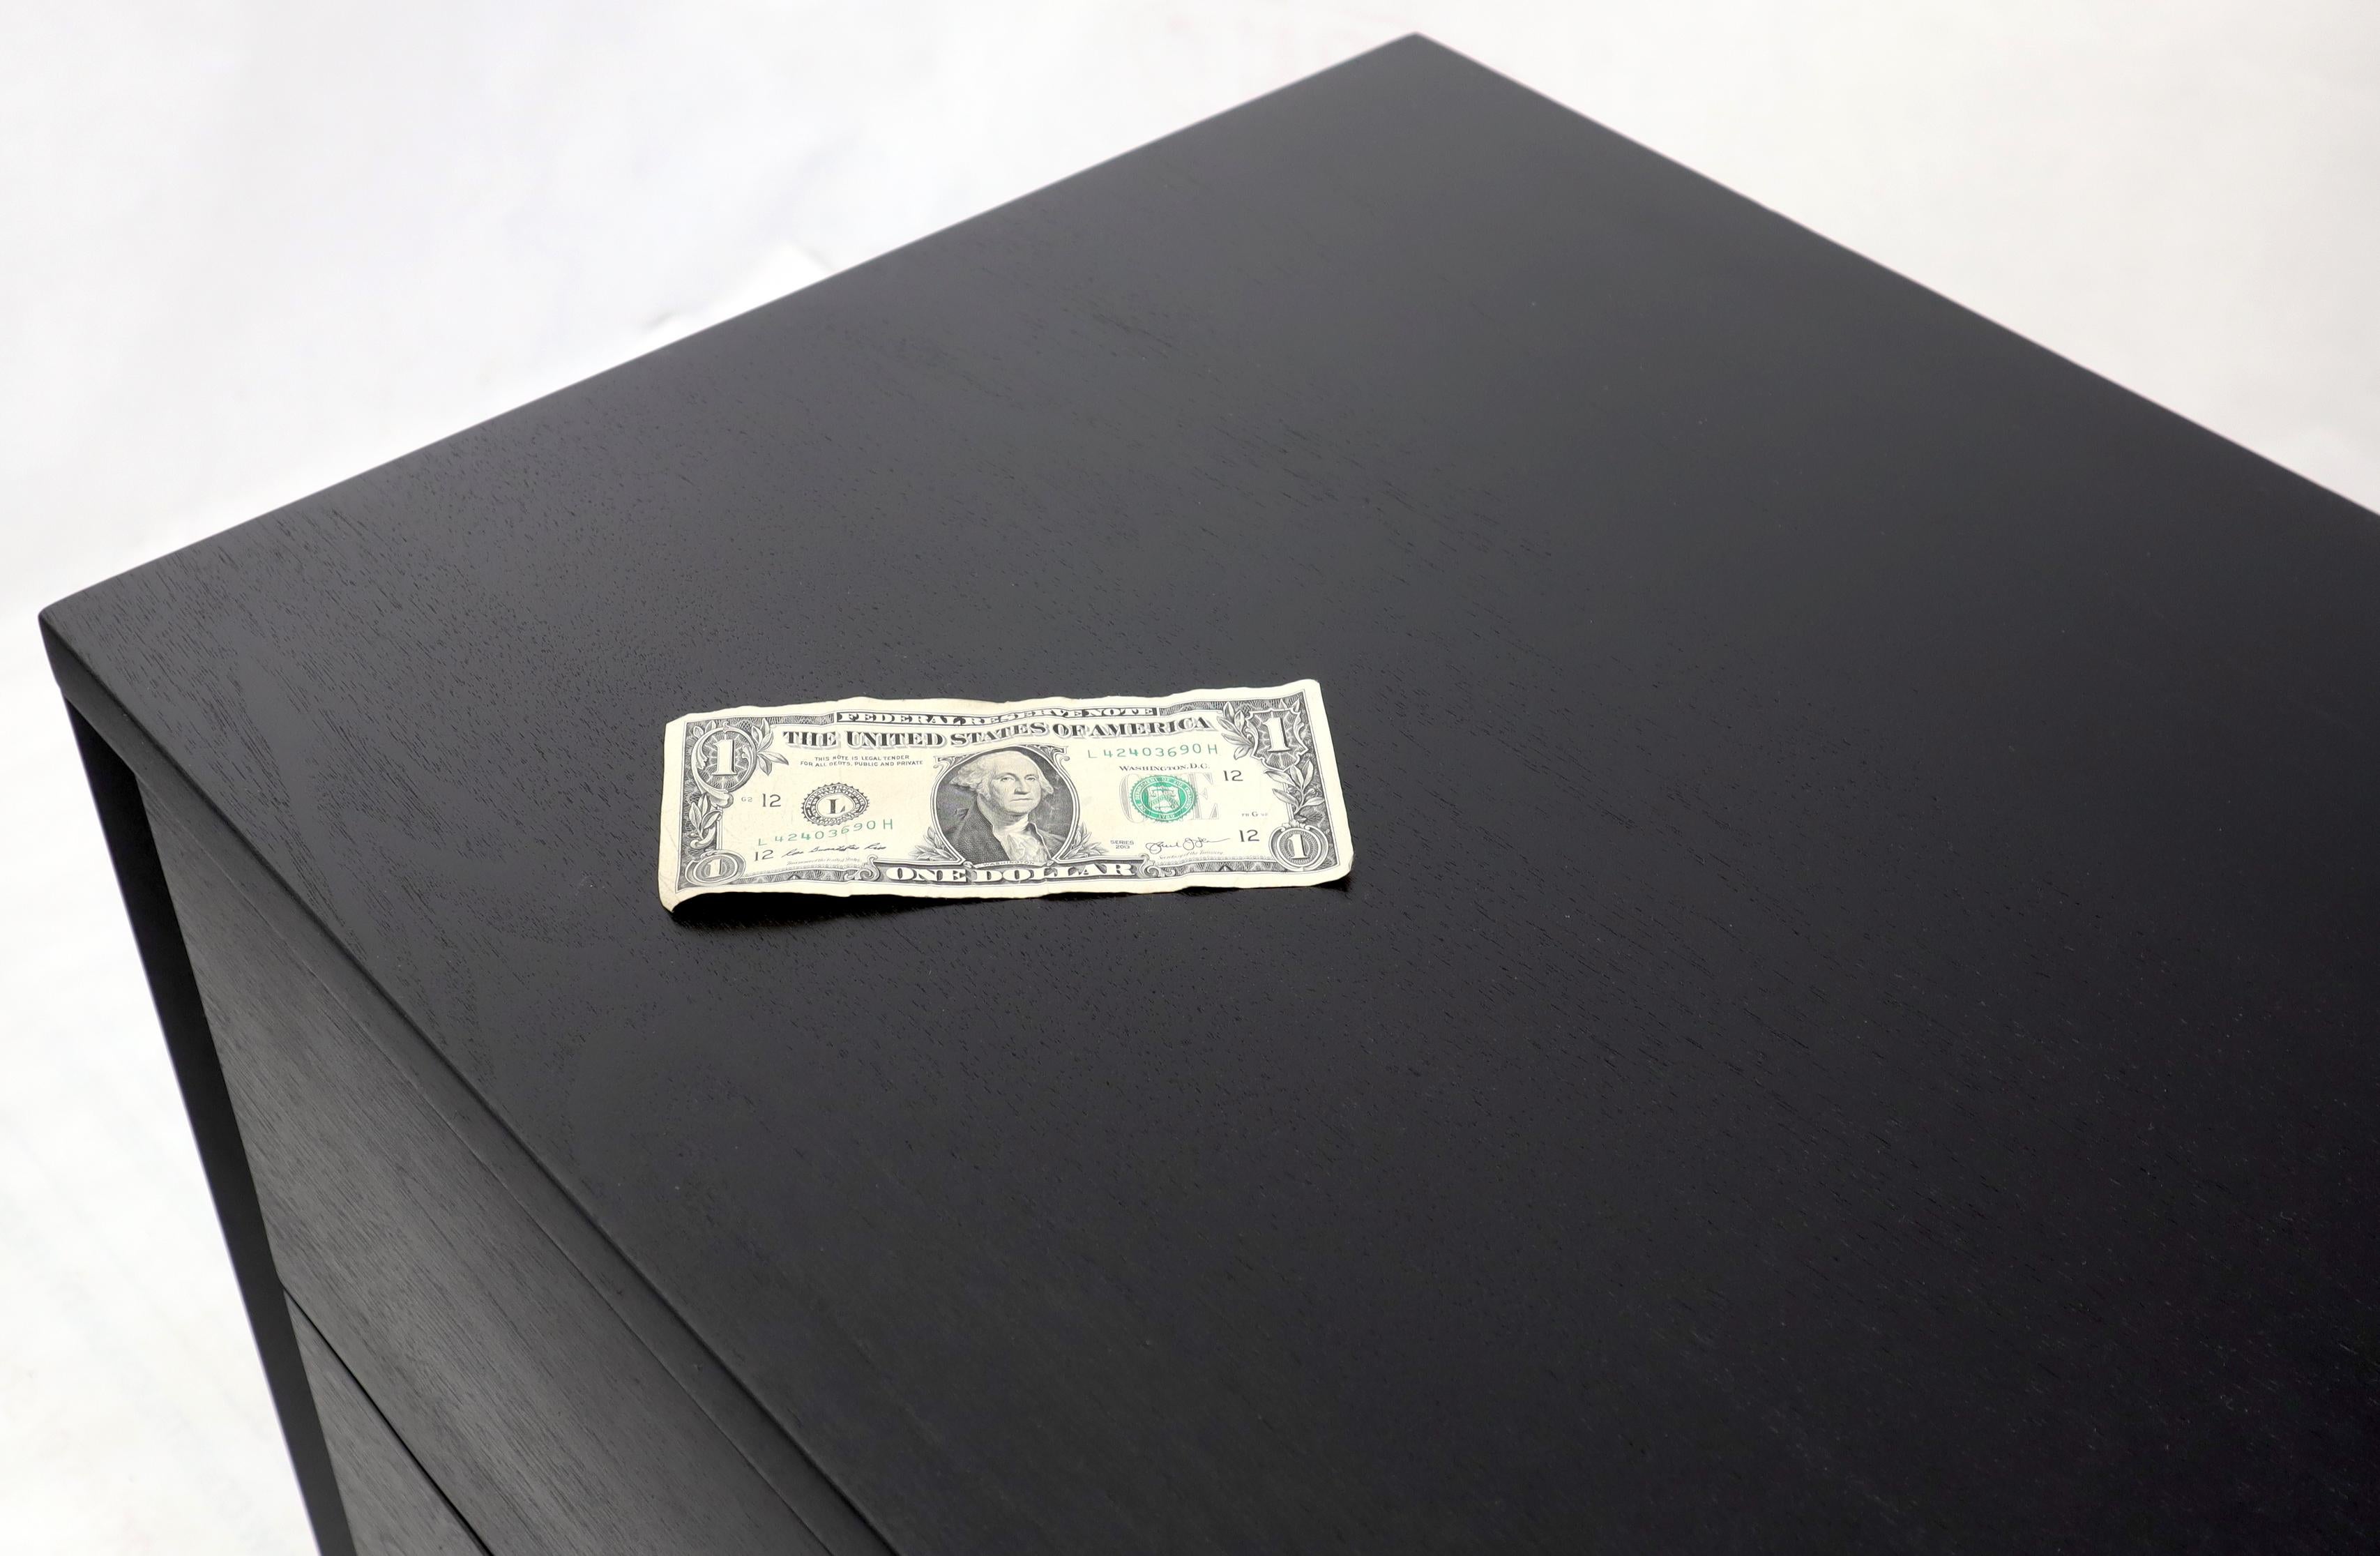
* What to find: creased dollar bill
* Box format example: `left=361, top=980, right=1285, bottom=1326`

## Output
left=658, top=679, right=1352, bottom=907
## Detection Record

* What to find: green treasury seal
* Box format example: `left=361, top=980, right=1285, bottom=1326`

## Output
left=1130, top=773, right=1197, bottom=822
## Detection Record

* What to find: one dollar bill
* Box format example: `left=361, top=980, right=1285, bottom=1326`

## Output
left=659, top=679, right=1351, bottom=907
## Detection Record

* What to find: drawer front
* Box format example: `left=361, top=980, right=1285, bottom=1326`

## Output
left=151, top=798, right=838, bottom=1556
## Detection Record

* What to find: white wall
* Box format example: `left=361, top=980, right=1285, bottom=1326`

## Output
left=3, top=4, right=2374, bottom=1549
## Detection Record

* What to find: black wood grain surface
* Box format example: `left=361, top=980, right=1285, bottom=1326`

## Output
left=149, top=792, right=840, bottom=1555
left=289, top=1301, right=488, bottom=1556
left=66, top=707, right=361, bottom=1556
left=47, top=36, right=2380, bottom=1553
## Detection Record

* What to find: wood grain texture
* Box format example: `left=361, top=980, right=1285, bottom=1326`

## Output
left=289, top=1299, right=488, bottom=1556
left=144, top=785, right=849, bottom=1555
left=50, top=34, right=2380, bottom=1553
left=65, top=706, right=359, bottom=1556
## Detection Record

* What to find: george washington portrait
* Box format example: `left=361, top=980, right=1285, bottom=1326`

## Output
left=935, top=747, right=1075, bottom=866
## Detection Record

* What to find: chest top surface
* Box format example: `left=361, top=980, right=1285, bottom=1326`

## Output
left=48, top=36, right=2380, bottom=1553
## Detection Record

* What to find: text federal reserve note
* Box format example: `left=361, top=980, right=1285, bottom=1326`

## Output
left=659, top=680, right=1351, bottom=908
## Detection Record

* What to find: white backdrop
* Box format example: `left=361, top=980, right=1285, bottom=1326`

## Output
left=3, top=3, right=2375, bottom=1550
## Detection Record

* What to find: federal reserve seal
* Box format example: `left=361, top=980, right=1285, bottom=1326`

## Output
left=801, top=783, right=870, bottom=825
left=1130, top=773, right=1197, bottom=822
